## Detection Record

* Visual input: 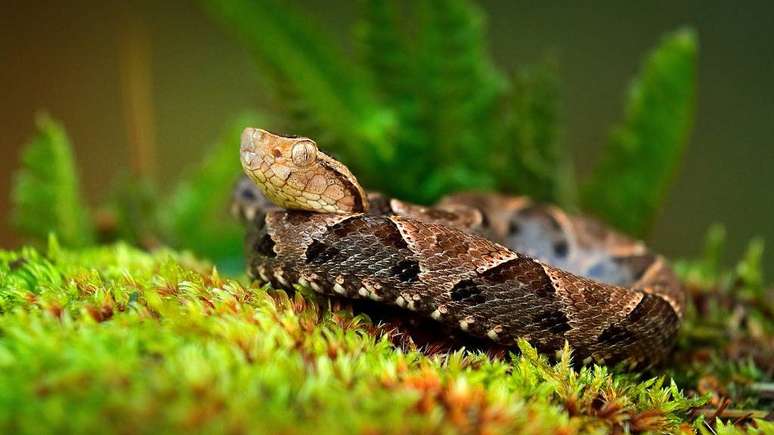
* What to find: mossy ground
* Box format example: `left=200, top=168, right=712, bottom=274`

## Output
left=0, top=238, right=771, bottom=434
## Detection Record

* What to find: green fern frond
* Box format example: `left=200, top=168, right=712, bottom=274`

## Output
left=581, top=28, right=698, bottom=236
left=355, top=0, right=412, bottom=103
left=415, top=0, right=508, bottom=176
left=11, top=114, right=94, bottom=247
left=203, top=2, right=702, bottom=231
left=159, top=112, right=266, bottom=269
left=201, top=0, right=396, bottom=178
left=498, top=62, right=571, bottom=205
left=736, top=237, right=767, bottom=305
left=354, top=0, right=429, bottom=194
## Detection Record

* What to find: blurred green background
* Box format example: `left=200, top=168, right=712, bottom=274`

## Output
left=1, top=0, right=772, bottom=273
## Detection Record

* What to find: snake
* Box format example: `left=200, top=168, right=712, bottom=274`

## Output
left=234, top=128, right=684, bottom=367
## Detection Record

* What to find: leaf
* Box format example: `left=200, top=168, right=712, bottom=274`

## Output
left=498, top=62, right=572, bottom=205
left=735, top=237, right=766, bottom=303
left=201, top=0, right=396, bottom=179
left=355, top=0, right=412, bottom=104
left=11, top=114, right=94, bottom=247
left=159, top=111, right=266, bottom=270
left=414, top=0, right=507, bottom=174
left=354, top=0, right=429, bottom=196
left=581, top=28, right=698, bottom=236
left=701, top=224, right=727, bottom=280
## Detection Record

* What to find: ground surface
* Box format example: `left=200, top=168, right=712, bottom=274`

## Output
left=0, top=239, right=771, bottom=434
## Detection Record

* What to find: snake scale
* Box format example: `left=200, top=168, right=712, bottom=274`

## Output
left=234, top=128, right=684, bottom=367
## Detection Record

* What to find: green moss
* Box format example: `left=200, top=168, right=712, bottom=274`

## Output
left=0, top=241, right=744, bottom=434
left=669, top=228, right=774, bottom=419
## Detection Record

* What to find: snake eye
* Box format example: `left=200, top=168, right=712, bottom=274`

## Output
left=291, top=140, right=318, bottom=167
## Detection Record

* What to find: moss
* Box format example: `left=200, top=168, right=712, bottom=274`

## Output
left=5, top=239, right=759, bottom=434
left=3, top=236, right=772, bottom=434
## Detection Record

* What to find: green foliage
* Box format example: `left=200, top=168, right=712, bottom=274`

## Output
left=202, top=0, right=698, bottom=230
left=0, top=242, right=711, bottom=434
left=675, top=225, right=771, bottom=312
left=707, top=419, right=774, bottom=435
left=10, top=4, right=700, bottom=262
left=677, top=224, right=728, bottom=288
left=355, top=0, right=411, bottom=105
left=160, top=112, right=266, bottom=270
left=8, top=113, right=266, bottom=268
left=202, top=0, right=568, bottom=204
left=201, top=0, right=396, bottom=178
left=582, top=29, right=697, bottom=235
left=736, top=237, right=766, bottom=303
left=410, top=0, right=508, bottom=199
left=11, top=115, right=94, bottom=247
left=670, top=226, right=773, bottom=414
left=498, top=62, right=571, bottom=204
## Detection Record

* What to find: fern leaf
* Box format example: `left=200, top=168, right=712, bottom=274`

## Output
left=352, top=0, right=435, bottom=202
left=581, top=28, right=698, bottom=236
left=498, top=62, right=571, bottom=205
left=11, top=114, right=94, bottom=247
left=159, top=112, right=266, bottom=268
left=355, top=0, right=412, bottom=103
left=415, top=0, right=507, bottom=172
left=201, top=0, right=396, bottom=179
left=736, top=237, right=766, bottom=304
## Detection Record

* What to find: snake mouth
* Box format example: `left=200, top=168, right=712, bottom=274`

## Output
left=240, top=128, right=261, bottom=169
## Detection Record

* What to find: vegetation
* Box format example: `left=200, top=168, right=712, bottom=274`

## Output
left=11, top=1, right=696, bottom=260
left=581, top=31, right=697, bottom=235
left=4, top=0, right=772, bottom=433
left=11, top=115, right=94, bottom=248
left=203, top=0, right=696, bottom=236
left=0, top=239, right=770, bottom=433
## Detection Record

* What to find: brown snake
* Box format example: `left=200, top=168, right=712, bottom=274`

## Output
left=234, top=128, right=684, bottom=367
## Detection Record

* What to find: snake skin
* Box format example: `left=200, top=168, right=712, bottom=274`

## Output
left=235, top=129, right=685, bottom=367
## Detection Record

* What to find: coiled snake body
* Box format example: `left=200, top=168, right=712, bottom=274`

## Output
left=235, top=128, right=684, bottom=367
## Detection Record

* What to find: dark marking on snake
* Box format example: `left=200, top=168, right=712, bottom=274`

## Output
left=305, top=240, right=340, bottom=264
left=450, top=279, right=487, bottom=304
left=390, top=260, right=421, bottom=283
left=254, top=234, right=276, bottom=258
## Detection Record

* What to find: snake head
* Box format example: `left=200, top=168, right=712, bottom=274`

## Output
left=240, top=128, right=317, bottom=171
left=240, top=128, right=368, bottom=214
